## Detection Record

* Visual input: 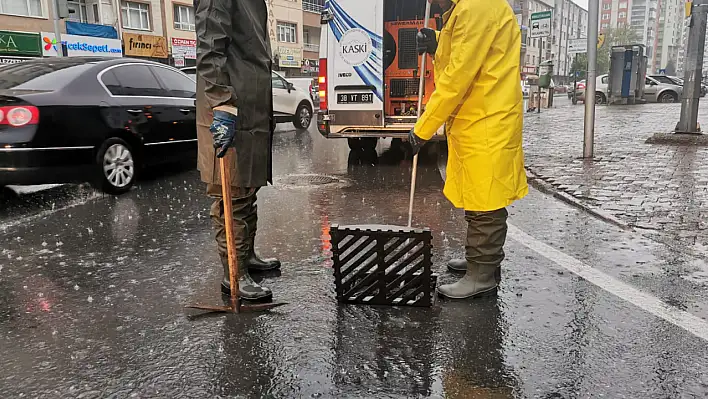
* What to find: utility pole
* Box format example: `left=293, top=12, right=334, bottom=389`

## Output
left=538, top=37, right=543, bottom=113
left=51, top=0, right=63, bottom=57
left=583, top=0, right=599, bottom=158
left=676, top=0, right=708, bottom=134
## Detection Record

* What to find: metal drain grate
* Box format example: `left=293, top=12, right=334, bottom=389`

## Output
left=277, top=174, right=345, bottom=187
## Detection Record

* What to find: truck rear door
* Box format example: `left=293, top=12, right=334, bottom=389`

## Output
left=325, top=0, right=383, bottom=125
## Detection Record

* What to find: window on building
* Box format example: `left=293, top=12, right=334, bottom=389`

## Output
left=601, top=23, right=609, bottom=29
left=173, top=4, right=195, bottom=31
left=277, top=22, right=297, bottom=43
left=603, top=3, right=611, bottom=10
left=67, top=0, right=87, bottom=22
left=620, top=2, right=628, bottom=8
left=0, top=0, right=42, bottom=17
left=602, top=13, right=610, bottom=20
left=619, top=11, right=627, bottom=18
left=92, top=3, right=99, bottom=23
left=121, top=1, right=150, bottom=31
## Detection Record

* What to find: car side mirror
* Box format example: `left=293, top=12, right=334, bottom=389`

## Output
left=287, top=82, right=294, bottom=92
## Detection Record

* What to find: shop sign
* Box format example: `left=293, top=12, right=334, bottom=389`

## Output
left=41, top=32, right=123, bottom=57
left=123, top=33, right=168, bottom=58
left=174, top=54, right=185, bottom=67
left=278, top=47, right=302, bottom=68
left=171, top=37, right=196, bottom=60
left=0, top=30, right=42, bottom=57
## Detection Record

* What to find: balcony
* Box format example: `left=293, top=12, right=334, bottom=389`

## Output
left=304, top=43, right=320, bottom=52
left=303, top=0, right=324, bottom=13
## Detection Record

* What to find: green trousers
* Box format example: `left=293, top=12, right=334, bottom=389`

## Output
left=465, top=208, right=508, bottom=283
left=207, top=184, right=259, bottom=277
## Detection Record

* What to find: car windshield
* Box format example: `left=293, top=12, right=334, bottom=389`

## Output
left=0, top=59, right=94, bottom=90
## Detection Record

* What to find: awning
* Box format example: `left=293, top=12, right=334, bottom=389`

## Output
left=66, top=21, right=118, bottom=39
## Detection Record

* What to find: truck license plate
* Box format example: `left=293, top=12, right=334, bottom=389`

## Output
left=337, top=93, right=373, bottom=104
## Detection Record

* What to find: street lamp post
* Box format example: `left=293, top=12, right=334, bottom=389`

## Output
left=676, top=0, right=708, bottom=134
left=583, top=0, right=600, bottom=158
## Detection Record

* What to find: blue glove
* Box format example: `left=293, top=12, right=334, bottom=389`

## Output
left=417, top=28, right=437, bottom=55
left=408, top=128, right=427, bottom=155
left=209, top=110, right=238, bottom=158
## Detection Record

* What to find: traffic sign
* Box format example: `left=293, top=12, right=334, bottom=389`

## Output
left=568, top=38, right=588, bottom=54
left=530, top=11, right=552, bottom=38
left=597, top=33, right=606, bottom=49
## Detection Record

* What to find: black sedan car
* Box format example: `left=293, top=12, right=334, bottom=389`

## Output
left=0, top=57, right=197, bottom=194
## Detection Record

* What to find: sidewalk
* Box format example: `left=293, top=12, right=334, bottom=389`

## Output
left=522, top=101, right=708, bottom=256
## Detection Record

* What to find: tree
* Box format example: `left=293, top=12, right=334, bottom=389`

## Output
left=597, top=26, right=641, bottom=74
left=566, top=27, right=640, bottom=78
left=569, top=53, right=588, bottom=79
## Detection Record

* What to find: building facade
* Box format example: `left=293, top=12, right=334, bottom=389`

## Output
left=600, top=0, right=685, bottom=73
left=522, top=0, right=555, bottom=74
left=0, top=0, right=324, bottom=76
left=553, top=0, right=589, bottom=78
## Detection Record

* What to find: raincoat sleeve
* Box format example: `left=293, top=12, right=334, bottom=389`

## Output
left=413, top=7, right=497, bottom=140
left=195, top=0, right=237, bottom=110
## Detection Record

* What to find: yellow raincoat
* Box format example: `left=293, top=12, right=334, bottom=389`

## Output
left=414, top=0, right=528, bottom=212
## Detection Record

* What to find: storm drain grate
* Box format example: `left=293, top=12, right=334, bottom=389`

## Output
left=330, top=224, right=437, bottom=307
left=276, top=174, right=348, bottom=188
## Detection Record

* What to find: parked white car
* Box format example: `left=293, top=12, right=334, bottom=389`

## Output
left=180, top=67, right=313, bottom=129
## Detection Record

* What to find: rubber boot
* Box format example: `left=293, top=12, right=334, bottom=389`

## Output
left=448, top=258, right=502, bottom=284
left=244, top=195, right=281, bottom=272
left=437, top=263, right=498, bottom=299
left=447, top=259, right=467, bottom=273
left=245, top=239, right=281, bottom=272
left=220, top=254, right=272, bottom=300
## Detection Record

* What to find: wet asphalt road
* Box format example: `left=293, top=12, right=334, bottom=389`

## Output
left=1, top=121, right=708, bottom=398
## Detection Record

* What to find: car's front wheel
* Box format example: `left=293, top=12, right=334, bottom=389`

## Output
left=93, top=138, right=136, bottom=195
left=293, top=102, right=312, bottom=129
left=658, top=91, right=678, bottom=103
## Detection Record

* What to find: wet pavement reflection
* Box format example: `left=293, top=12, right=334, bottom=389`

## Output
left=1, top=123, right=707, bottom=397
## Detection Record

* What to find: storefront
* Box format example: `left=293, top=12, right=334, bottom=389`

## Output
left=0, top=30, right=42, bottom=64
left=41, top=32, right=123, bottom=58
left=122, top=33, right=168, bottom=64
left=274, top=46, right=303, bottom=77
left=301, top=59, right=319, bottom=77
left=170, top=37, right=196, bottom=68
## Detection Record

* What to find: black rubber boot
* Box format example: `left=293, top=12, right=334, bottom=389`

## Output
left=244, top=199, right=281, bottom=272
left=245, top=242, right=281, bottom=272
left=220, top=255, right=272, bottom=300
left=448, top=258, right=501, bottom=284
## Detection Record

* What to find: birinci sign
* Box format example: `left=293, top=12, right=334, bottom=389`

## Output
left=123, top=33, right=168, bottom=58
left=530, top=11, right=552, bottom=38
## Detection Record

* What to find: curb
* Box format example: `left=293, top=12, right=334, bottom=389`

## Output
left=525, top=167, right=633, bottom=231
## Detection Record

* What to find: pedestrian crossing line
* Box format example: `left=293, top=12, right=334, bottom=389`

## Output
left=508, top=223, right=708, bottom=343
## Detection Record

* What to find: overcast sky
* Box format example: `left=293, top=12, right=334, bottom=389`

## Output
left=576, top=0, right=588, bottom=10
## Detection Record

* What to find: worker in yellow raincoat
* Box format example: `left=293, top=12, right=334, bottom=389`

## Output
left=409, top=0, right=528, bottom=299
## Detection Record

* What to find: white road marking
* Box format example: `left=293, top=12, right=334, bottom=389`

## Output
left=6, top=184, right=64, bottom=194
left=508, top=223, right=708, bottom=342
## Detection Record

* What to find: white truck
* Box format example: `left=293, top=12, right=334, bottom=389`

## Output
left=316, top=0, right=445, bottom=150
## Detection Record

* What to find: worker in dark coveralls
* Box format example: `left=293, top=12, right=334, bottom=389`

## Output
left=195, top=0, right=280, bottom=301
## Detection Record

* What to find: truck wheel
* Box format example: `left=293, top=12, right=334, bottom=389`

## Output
left=348, top=138, right=378, bottom=150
